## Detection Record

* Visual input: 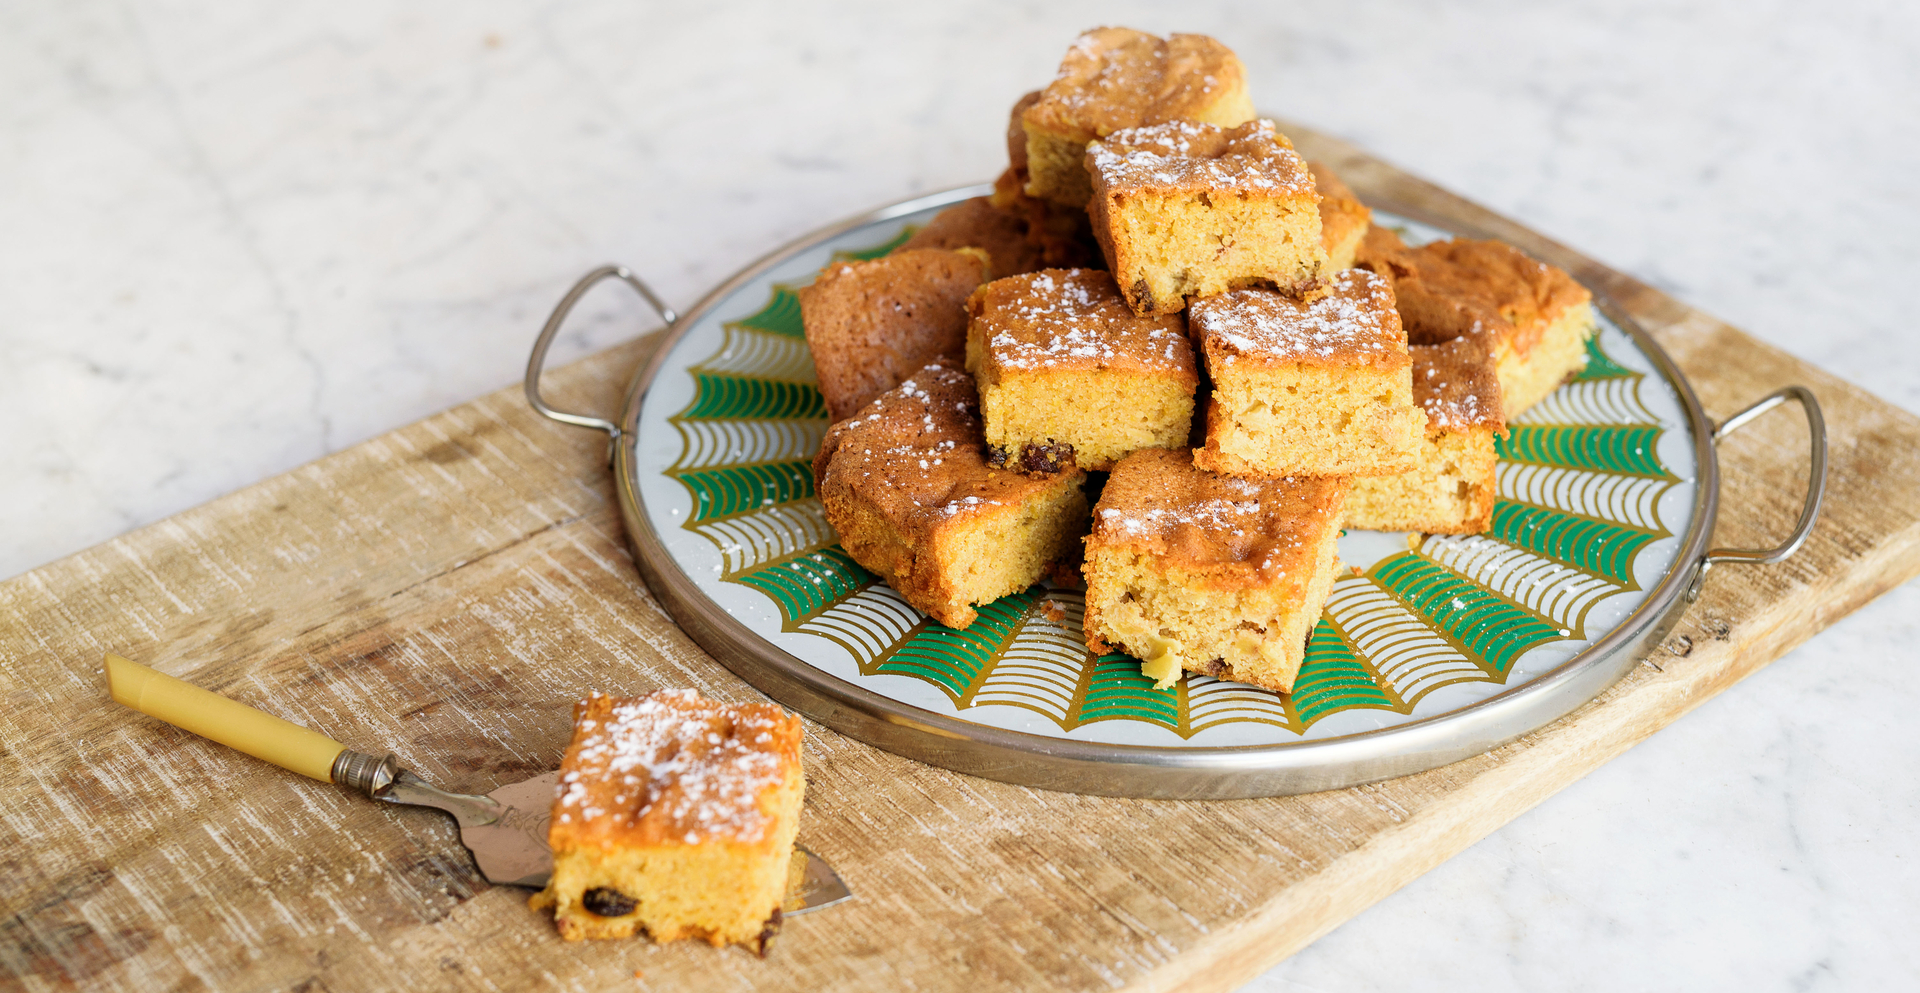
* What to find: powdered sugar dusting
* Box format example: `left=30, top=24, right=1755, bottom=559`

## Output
left=1090, top=450, right=1342, bottom=578
left=1190, top=269, right=1401, bottom=365
left=817, top=361, right=1067, bottom=526
left=554, top=690, right=789, bottom=844
left=1036, top=28, right=1241, bottom=134
left=1411, top=339, right=1504, bottom=431
left=981, top=269, right=1193, bottom=374
left=1088, top=119, right=1313, bottom=195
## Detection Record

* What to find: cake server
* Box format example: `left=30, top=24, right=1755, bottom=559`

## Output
left=102, top=653, right=853, bottom=911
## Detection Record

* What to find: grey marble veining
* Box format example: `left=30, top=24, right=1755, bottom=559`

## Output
left=2, top=2, right=1914, bottom=989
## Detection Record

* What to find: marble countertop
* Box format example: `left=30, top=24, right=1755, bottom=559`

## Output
left=4, top=2, right=1915, bottom=989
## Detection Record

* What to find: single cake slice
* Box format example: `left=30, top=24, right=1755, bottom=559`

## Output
left=1308, top=160, right=1373, bottom=271
left=799, top=248, right=992, bottom=423
left=1022, top=27, right=1256, bottom=208
left=897, top=197, right=1044, bottom=279
left=1083, top=448, right=1348, bottom=693
left=1086, top=119, right=1329, bottom=316
left=1357, top=236, right=1599, bottom=419
left=966, top=268, right=1198, bottom=472
left=1190, top=269, right=1427, bottom=478
left=813, top=361, right=1088, bottom=628
left=529, top=690, right=803, bottom=952
left=1345, top=336, right=1506, bottom=534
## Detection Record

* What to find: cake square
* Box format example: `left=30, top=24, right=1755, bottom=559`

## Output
left=529, top=690, right=804, bottom=952
left=1308, top=160, right=1373, bottom=271
left=1082, top=448, right=1348, bottom=693
left=799, top=248, right=991, bottom=423
left=1086, top=119, right=1329, bottom=316
left=896, top=196, right=1044, bottom=280
left=1357, top=235, right=1598, bottom=419
left=813, top=361, right=1088, bottom=628
left=1022, top=27, right=1256, bottom=208
left=1190, top=269, right=1427, bottom=478
left=965, top=268, right=1198, bottom=472
left=1345, top=336, right=1506, bottom=534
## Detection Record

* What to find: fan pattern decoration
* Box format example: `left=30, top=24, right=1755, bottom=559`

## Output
left=659, top=227, right=1681, bottom=739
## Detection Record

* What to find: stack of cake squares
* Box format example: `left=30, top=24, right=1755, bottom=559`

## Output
left=805, top=26, right=1600, bottom=698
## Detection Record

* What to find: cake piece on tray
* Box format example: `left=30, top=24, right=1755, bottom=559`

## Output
left=1086, top=119, right=1329, bottom=316
left=1308, top=160, right=1373, bottom=271
left=1190, top=269, right=1427, bottom=478
left=1083, top=448, right=1348, bottom=693
left=813, top=361, right=1088, bottom=628
left=1022, top=27, right=1256, bottom=208
left=799, top=248, right=991, bottom=423
left=1357, top=234, right=1599, bottom=419
left=897, top=197, right=1044, bottom=280
left=1345, top=336, right=1506, bottom=534
left=530, top=690, right=804, bottom=953
left=966, top=268, right=1198, bottom=472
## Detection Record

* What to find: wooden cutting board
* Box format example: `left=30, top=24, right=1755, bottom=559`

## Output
left=4, top=122, right=1917, bottom=993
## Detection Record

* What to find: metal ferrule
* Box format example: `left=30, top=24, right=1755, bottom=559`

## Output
left=331, top=749, right=400, bottom=797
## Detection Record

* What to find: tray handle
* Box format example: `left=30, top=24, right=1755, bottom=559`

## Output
left=524, top=265, right=678, bottom=444
left=1689, top=385, right=1828, bottom=601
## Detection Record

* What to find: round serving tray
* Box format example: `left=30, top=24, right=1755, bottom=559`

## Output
left=525, top=183, right=1824, bottom=799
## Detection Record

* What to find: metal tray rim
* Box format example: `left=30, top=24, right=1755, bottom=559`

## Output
left=602, top=183, right=1720, bottom=798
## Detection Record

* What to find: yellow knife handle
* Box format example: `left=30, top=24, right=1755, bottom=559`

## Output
left=105, top=653, right=346, bottom=782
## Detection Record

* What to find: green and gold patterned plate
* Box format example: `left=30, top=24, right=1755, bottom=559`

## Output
left=528, top=184, right=1742, bottom=798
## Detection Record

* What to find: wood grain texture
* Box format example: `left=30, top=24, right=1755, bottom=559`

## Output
left=4, top=123, right=1918, bottom=993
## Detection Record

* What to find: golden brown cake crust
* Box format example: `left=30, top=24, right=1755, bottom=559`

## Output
left=814, top=361, right=1087, bottom=626
left=799, top=249, right=990, bottom=423
left=1353, top=223, right=1410, bottom=270
left=1088, top=119, right=1316, bottom=198
left=1188, top=269, right=1408, bottom=371
left=1306, top=160, right=1357, bottom=202
left=1412, top=336, right=1505, bottom=432
left=814, top=362, right=1041, bottom=521
left=1358, top=236, right=1592, bottom=356
left=897, top=198, right=1044, bottom=280
left=966, top=269, right=1197, bottom=381
left=1307, top=161, right=1372, bottom=269
left=550, top=691, right=801, bottom=850
left=1025, top=28, right=1249, bottom=142
left=1088, top=448, right=1349, bottom=586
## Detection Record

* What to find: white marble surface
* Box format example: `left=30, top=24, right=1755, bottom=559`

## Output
left=4, top=2, right=1915, bottom=988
